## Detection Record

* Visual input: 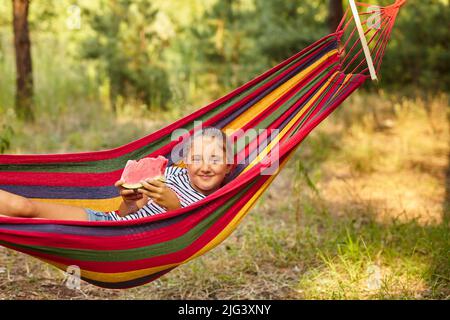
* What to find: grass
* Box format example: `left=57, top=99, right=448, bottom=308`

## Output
left=0, top=90, right=448, bottom=300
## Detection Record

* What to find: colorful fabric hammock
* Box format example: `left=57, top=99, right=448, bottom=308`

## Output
left=0, top=1, right=406, bottom=289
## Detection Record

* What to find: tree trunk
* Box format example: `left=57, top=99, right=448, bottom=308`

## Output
left=328, top=0, right=344, bottom=32
left=13, top=0, right=34, bottom=122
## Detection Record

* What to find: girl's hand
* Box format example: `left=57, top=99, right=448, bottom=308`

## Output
left=114, top=179, right=144, bottom=204
left=114, top=179, right=147, bottom=216
left=138, top=179, right=181, bottom=211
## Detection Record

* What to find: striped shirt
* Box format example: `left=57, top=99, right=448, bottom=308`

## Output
left=109, top=165, right=206, bottom=221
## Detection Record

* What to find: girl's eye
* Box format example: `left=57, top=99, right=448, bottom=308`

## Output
left=211, top=158, right=224, bottom=164
left=190, top=156, right=224, bottom=164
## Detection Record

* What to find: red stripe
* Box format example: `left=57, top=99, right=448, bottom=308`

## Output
left=145, top=36, right=340, bottom=165
left=0, top=189, right=237, bottom=250
left=0, top=175, right=268, bottom=273
left=236, top=61, right=340, bottom=163
left=230, top=41, right=338, bottom=145
left=283, top=74, right=366, bottom=154
left=239, top=54, right=340, bottom=134
left=0, top=34, right=338, bottom=165
left=0, top=76, right=365, bottom=276
left=0, top=169, right=123, bottom=186
left=301, top=73, right=347, bottom=125
left=1, top=41, right=339, bottom=187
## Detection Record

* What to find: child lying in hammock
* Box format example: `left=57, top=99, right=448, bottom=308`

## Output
left=0, top=127, right=233, bottom=221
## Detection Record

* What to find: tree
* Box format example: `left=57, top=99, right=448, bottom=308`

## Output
left=13, top=0, right=34, bottom=122
left=189, top=0, right=251, bottom=89
left=82, top=0, right=172, bottom=113
left=251, top=1, right=328, bottom=63
left=328, top=0, right=343, bottom=33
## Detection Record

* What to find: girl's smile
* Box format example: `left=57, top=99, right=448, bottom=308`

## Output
left=185, top=135, right=233, bottom=196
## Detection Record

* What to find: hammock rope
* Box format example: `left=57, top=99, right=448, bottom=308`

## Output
left=0, top=0, right=406, bottom=289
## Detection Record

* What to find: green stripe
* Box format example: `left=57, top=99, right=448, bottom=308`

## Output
left=289, top=74, right=343, bottom=138
left=314, top=75, right=357, bottom=117
left=0, top=179, right=258, bottom=262
left=0, top=38, right=336, bottom=174
left=233, top=62, right=338, bottom=155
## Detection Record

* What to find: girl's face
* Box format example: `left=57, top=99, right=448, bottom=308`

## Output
left=185, top=136, right=233, bottom=195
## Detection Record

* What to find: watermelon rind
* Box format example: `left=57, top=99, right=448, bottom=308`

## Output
left=122, top=175, right=166, bottom=190
left=122, top=183, right=143, bottom=190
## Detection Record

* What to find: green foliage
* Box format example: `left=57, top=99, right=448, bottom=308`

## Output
left=251, top=0, right=328, bottom=63
left=380, top=0, right=450, bottom=92
left=188, top=0, right=256, bottom=89
left=0, top=0, right=448, bottom=121
left=0, top=122, right=13, bottom=154
left=0, top=1, right=11, bottom=27
left=81, top=0, right=172, bottom=112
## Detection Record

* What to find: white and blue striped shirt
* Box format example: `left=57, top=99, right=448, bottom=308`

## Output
left=109, top=165, right=206, bottom=221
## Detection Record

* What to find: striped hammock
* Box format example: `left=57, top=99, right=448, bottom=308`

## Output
left=0, top=1, right=406, bottom=289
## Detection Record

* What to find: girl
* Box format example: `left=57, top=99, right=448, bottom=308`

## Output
left=0, top=127, right=234, bottom=221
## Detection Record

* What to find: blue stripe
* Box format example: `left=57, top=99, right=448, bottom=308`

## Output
left=214, top=40, right=338, bottom=129
left=0, top=184, right=118, bottom=199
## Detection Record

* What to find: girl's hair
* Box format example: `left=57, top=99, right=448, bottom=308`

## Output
left=182, top=126, right=234, bottom=165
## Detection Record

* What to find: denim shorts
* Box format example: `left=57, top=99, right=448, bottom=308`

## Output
left=84, top=208, right=115, bottom=222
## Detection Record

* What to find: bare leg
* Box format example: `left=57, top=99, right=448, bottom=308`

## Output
left=0, top=189, right=88, bottom=221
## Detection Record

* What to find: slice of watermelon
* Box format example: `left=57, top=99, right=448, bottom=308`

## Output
left=120, top=155, right=169, bottom=189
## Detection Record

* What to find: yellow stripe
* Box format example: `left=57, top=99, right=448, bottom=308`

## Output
left=38, top=163, right=288, bottom=285
left=32, top=197, right=122, bottom=212
left=39, top=151, right=298, bottom=284
left=173, top=52, right=337, bottom=170
left=224, top=50, right=338, bottom=132
left=183, top=71, right=343, bottom=264
left=184, top=154, right=293, bottom=262
left=40, top=258, right=179, bottom=283
left=29, top=163, right=190, bottom=211
left=32, top=57, right=344, bottom=285
left=239, top=71, right=341, bottom=174
left=37, top=71, right=344, bottom=285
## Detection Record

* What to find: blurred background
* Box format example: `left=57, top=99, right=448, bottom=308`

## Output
left=0, top=0, right=448, bottom=299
